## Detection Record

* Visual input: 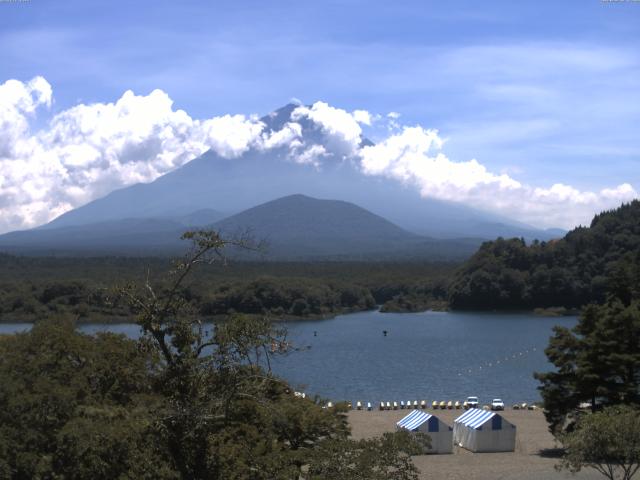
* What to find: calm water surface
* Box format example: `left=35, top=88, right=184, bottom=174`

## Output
left=0, top=310, right=576, bottom=405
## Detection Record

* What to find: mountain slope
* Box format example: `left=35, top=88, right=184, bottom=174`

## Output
left=213, top=194, right=483, bottom=260
left=212, top=194, right=441, bottom=259
left=0, top=209, right=224, bottom=255
left=0, top=195, right=481, bottom=259
left=0, top=218, right=186, bottom=255
left=41, top=104, right=561, bottom=241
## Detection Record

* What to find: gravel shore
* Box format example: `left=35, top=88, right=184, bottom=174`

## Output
left=348, top=408, right=609, bottom=480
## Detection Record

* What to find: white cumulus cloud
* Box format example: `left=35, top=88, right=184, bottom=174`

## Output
left=352, top=109, right=378, bottom=126
left=0, top=78, right=636, bottom=234
left=359, top=126, right=637, bottom=228
left=0, top=77, right=266, bottom=233
left=292, top=101, right=363, bottom=158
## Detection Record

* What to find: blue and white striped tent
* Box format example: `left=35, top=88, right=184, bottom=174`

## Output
left=453, top=408, right=516, bottom=452
left=396, top=410, right=453, bottom=454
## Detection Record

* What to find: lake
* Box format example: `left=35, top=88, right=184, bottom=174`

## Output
left=0, top=310, right=576, bottom=406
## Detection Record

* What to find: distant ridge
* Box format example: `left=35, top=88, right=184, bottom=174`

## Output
left=0, top=194, right=481, bottom=260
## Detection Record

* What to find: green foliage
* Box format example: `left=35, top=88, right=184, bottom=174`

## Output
left=449, top=200, right=640, bottom=310
left=537, top=300, right=640, bottom=433
left=0, top=231, right=427, bottom=479
left=112, top=231, right=350, bottom=478
left=372, top=273, right=449, bottom=312
left=52, top=406, right=175, bottom=480
left=0, top=317, right=171, bottom=479
left=305, top=430, right=427, bottom=480
left=201, top=276, right=375, bottom=317
left=558, top=406, right=640, bottom=480
left=0, top=255, right=456, bottom=321
left=535, top=258, right=640, bottom=433
left=0, top=317, right=354, bottom=479
left=118, top=230, right=422, bottom=479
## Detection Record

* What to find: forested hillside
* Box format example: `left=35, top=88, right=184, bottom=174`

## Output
left=0, top=256, right=454, bottom=322
left=448, top=201, right=640, bottom=310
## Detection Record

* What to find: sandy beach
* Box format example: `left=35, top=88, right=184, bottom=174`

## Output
left=348, top=408, right=610, bottom=480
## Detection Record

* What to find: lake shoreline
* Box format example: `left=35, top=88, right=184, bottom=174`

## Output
left=0, top=304, right=581, bottom=324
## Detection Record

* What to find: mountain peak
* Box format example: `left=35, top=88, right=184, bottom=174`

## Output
left=270, top=193, right=318, bottom=202
left=261, top=103, right=303, bottom=131
left=29, top=101, right=562, bottom=241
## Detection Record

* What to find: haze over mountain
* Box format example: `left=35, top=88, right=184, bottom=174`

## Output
left=212, top=194, right=483, bottom=259
left=0, top=209, right=224, bottom=256
left=0, top=194, right=481, bottom=260
left=39, top=104, right=562, bottom=242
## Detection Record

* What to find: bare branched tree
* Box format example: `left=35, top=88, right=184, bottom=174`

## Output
left=116, top=230, right=290, bottom=479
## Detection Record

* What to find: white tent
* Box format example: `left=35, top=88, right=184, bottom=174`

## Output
left=453, top=408, right=516, bottom=452
left=396, top=410, right=453, bottom=454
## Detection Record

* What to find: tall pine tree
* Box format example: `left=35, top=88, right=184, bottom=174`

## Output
left=535, top=253, right=640, bottom=433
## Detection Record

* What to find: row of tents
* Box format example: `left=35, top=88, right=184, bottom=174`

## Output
left=396, top=408, right=516, bottom=454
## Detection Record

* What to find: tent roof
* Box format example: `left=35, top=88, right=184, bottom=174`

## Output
left=454, top=408, right=498, bottom=429
left=397, top=410, right=433, bottom=431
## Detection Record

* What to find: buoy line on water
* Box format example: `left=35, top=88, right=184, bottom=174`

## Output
left=316, top=398, right=540, bottom=411
left=455, top=346, right=539, bottom=378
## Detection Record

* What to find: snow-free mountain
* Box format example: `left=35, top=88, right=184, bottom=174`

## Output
left=0, top=195, right=481, bottom=259
left=213, top=194, right=480, bottom=259
left=0, top=104, right=564, bottom=258
left=41, top=104, right=561, bottom=240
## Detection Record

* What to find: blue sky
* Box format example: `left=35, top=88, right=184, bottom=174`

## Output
left=0, top=0, right=638, bottom=231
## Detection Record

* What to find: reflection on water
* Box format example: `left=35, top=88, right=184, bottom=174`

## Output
left=0, top=310, right=576, bottom=405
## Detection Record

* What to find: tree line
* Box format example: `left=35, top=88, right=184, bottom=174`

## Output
left=0, top=256, right=455, bottom=322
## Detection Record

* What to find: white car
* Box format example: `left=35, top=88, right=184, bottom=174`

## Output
left=466, top=396, right=479, bottom=409
left=491, top=398, right=505, bottom=411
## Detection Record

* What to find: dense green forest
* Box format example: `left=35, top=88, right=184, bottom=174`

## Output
left=2, top=200, right=638, bottom=321
left=448, top=200, right=640, bottom=310
left=534, top=230, right=640, bottom=438
left=0, top=255, right=454, bottom=322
